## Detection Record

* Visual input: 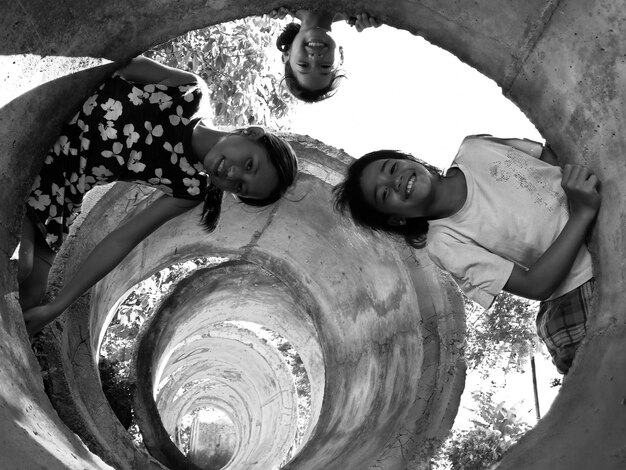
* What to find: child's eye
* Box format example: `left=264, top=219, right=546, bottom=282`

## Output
left=390, top=162, right=397, bottom=174
left=246, top=160, right=253, bottom=171
left=298, top=62, right=308, bottom=68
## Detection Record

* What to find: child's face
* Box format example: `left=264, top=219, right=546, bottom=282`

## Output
left=283, top=27, right=340, bottom=92
left=203, top=129, right=279, bottom=200
left=359, top=158, right=435, bottom=221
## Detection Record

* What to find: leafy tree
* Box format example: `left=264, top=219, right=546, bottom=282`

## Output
left=443, top=427, right=507, bottom=470
left=99, top=357, right=135, bottom=429
left=549, top=377, right=562, bottom=388
left=146, top=16, right=296, bottom=129
left=98, top=257, right=222, bottom=446
left=97, top=257, right=314, bottom=459
left=464, top=292, right=543, bottom=375
left=431, top=292, right=550, bottom=469
left=468, top=390, right=530, bottom=442
left=100, top=257, right=222, bottom=368
left=432, top=390, right=531, bottom=470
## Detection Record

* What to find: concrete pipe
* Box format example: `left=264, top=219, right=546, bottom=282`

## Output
left=1, top=1, right=624, bottom=469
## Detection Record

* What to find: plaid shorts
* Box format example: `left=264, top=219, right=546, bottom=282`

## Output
left=536, top=279, right=595, bottom=374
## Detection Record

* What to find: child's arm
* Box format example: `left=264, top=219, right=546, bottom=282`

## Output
left=266, top=6, right=292, bottom=20
left=116, top=56, right=199, bottom=86
left=346, top=13, right=382, bottom=32
left=538, top=144, right=559, bottom=165
left=504, top=164, right=600, bottom=300
left=266, top=7, right=381, bottom=31
left=482, top=136, right=559, bottom=165
left=23, top=195, right=200, bottom=335
left=505, top=138, right=559, bottom=165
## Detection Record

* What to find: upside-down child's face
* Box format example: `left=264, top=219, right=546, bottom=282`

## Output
left=203, top=128, right=279, bottom=201
left=359, top=158, right=436, bottom=221
left=284, top=27, right=340, bottom=92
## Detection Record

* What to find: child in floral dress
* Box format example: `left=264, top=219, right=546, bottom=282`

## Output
left=20, top=56, right=298, bottom=335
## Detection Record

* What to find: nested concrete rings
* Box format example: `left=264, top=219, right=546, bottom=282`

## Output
left=133, top=261, right=319, bottom=469
left=45, top=137, right=464, bottom=469
left=2, top=1, right=625, bottom=469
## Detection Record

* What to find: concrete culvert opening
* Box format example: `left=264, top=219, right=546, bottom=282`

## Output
left=36, top=136, right=464, bottom=469
left=97, top=257, right=314, bottom=468
left=1, top=1, right=625, bottom=470
left=128, top=260, right=323, bottom=470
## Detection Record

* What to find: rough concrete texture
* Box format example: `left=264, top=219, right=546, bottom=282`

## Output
left=189, top=413, right=237, bottom=469
left=0, top=0, right=624, bottom=469
left=39, top=140, right=464, bottom=470
left=133, top=268, right=303, bottom=469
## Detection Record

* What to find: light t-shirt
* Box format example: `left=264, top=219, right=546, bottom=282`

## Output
left=427, top=135, right=593, bottom=309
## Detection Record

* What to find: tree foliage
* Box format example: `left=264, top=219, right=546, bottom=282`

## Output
left=443, top=427, right=507, bottom=470
left=468, top=390, right=530, bottom=441
left=100, top=258, right=222, bottom=364
left=146, top=16, right=296, bottom=129
left=464, top=292, right=543, bottom=375
left=99, top=357, right=135, bottom=429
left=431, top=290, right=547, bottom=468
left=432, top=390, right=531, bottom=470
left=99, top=257, right=223, bottom=445
left=97, top=257, right=313, bottom=460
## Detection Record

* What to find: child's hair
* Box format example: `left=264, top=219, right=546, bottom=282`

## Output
left=276, top=22, right=346, bottom=103
left=239, top=130, right=299, bottom=206
left=200, top=183, right=224, bottom=232
left=200, top=129, right=299, bottom=231
left=333, top=150, right=442, bottom=249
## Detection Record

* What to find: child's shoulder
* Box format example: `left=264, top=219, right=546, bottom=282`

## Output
left=458, top=134, right=492, bottom=151
left=461, top=134, right=497, bottom=146
left=463, top=133, right=493, bottom=141
left=459, top=134, right=516, bottom=156
left=456, top=134, right=496, bottom=159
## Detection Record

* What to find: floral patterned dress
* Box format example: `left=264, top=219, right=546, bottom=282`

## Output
left=27, top=75, right=210, bottom=252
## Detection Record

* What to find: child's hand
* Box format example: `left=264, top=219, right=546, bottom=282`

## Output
left=265, top=6, right=292, bottom=20
left=561, top=164, right=601, bottom=220
left=348, top=13, right=382, bottom=32
left=23, top=304, right=61, bottom=337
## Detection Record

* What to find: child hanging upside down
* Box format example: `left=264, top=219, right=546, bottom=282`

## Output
left=269, top=7, right=381, bottom=102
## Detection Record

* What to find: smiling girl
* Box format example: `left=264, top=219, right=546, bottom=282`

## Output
left=19, top=56, right=298, bottom=335
left=272, top=9, right=380, bottom=102
left=334, top=135, right=600, bottom=373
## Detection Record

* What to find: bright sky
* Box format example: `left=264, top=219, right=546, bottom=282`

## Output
left=289, top=23, right=542, bottom=169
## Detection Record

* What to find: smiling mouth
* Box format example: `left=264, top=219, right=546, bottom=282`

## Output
left=214, top=157, right=226, bottom=177
left=305, top=41, right=328, bottom=51
left=405, top=174, right=416, bottom=198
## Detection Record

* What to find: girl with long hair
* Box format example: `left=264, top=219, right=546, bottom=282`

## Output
left=19, top=56, right=298, bottom=335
